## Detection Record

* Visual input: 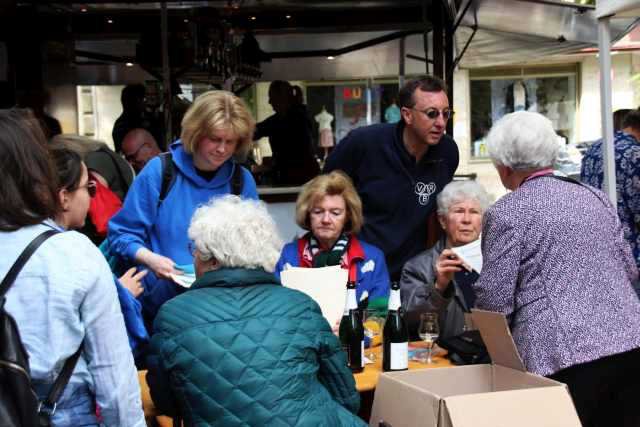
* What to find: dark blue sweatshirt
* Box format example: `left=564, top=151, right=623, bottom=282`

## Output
left=324, top=122, right=459, bottom=280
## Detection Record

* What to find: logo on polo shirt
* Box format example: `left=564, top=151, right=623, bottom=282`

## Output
left=415, top=182, right=436, bottom=206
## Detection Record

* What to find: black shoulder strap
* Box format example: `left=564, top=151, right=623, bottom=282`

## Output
left=158, top=152, right=176, bottom=207
left=0, top=229, right=58, bottom=298
left=42, top=347, right=82, bottom=411
left=231, top=163, right=244, bottom=196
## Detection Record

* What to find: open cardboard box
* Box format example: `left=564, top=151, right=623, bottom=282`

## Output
left=369, top=310, right=581, bottom=427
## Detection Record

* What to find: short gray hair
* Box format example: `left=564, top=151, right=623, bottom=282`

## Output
left=188, top=195, right=283, bottom=273
left=436, top=180, right=492, bottom=216
left=486, top=111, right=559, bottom=170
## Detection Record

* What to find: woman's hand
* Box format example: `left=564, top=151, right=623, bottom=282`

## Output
left=135, top=248, right=181, bottom=280
left=434, top=249, right=464, bottom=292
left=119, top=267, right=148, bottom=298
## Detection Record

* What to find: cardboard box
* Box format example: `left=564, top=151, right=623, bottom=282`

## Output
left=370, top=310, right=581, bottom=427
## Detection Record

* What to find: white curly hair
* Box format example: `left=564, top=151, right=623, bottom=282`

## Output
left=188, top=195, right=283, bottom=273
left=486, top=111, right=559, bottom=171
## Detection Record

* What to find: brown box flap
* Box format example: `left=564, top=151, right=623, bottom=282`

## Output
left=444, top=386, right=582, bottom=427
left=471, top=309, right=526, bottom=372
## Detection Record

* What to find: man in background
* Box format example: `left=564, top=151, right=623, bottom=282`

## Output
left=121, top=128, right=162, bottom=173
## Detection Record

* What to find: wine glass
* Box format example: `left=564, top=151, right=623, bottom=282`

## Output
left=362, top=309, right=384, bottom=362
left=418, top=312, right=440, bottom=364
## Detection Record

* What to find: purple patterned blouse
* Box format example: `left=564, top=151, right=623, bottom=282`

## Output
left=474, top=174, right=640, bottom=376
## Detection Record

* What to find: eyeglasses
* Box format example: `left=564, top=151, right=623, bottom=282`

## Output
left=79, top=181, right=97, bottom=198
left=124, top=142, right=149, bottom=162
left=412, top=108, right=455, bottom=121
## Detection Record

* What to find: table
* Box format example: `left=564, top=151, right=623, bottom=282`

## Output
left=139, top=342, right=453, bottom=425
left=355, top=343, right=452, bottom=392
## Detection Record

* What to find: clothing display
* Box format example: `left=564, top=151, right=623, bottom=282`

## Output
left=107, top=140, right=258, bottom=325
left=384, top=103, right=401, bottom=124
left=275, top=234, right=390, bottom=314
left=315, top=108, right=335, bottom=148
left=147, top=268, right=365, bottom=427
left=324, top=121, right=459, bottom=280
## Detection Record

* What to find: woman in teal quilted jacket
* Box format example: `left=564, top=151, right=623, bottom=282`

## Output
left=146, top=195, right=365, bottom=426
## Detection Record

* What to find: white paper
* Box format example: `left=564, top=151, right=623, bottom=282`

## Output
left=170, top=273, right=196, bottom=288
left=451, top=237, right=483, bottom=273
left=279, top=265, right=347, bottom=326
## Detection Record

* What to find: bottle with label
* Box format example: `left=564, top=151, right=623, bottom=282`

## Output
left=339, top=279, right=365, bottom=373
left=382, top=281, right=408, bottom=371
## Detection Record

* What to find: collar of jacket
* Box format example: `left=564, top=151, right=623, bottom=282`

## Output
left=190, top=267, right=280, bottom=290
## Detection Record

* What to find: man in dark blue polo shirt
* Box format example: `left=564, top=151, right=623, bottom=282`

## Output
left=324, top=76, right=459, bottom=281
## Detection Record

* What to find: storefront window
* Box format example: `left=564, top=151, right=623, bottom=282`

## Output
left=470, top=72, right=577, bottom=159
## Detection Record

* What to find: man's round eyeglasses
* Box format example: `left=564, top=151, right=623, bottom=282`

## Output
left=412, top=108, right=455, bottom=121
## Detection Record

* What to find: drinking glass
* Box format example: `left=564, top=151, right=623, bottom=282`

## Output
left=418, top=312, right=440, bottom=364
left=362, top=309, right=384, bottom=362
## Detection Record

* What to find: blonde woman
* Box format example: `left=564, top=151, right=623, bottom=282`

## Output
left=108, top=90, right=258, bottom=327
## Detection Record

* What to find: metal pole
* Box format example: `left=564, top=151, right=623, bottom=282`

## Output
left=432, top=0, right=444, bottom=79
left=598, top=17, right=616, bottom=204
left=422, top=0, right=430, bottom=74
left=161, top=1, right=172, bottom=146
left=399, top=36, right=405, bottom=88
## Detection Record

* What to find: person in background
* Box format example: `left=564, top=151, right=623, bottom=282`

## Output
left=112, top=84, right=162, bottom=153
left=400, top=180, right=491, bottom=338
left=275, top=171, right=390, bottom=315
left=108, top=90, right=258, bottom=330
left=147, top=195, right=364, bottom=427
left=51, top=134, right=133, bottom=202
left=581, top=109, right=640, bottom=282
left=16, top=89, right=62, bottom=139
left=324, top=76, right=459, bottom=282
left=613, top=108, right=632, bottom=131
left=476, top=111, right=640, bottom=427
left=50, top=146, right=149, bottom=364
left=0, top=109, right=144, bottom=426
left=254, top=80, right=320, bottom=186
left=121, top=128, right=162, bottom=173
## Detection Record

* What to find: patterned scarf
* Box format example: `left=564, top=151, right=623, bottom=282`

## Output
left=309, top=233, right=350, bottom=268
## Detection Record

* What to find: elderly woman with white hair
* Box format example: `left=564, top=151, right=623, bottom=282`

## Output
left=474, top=111, right=640, bottom=427
left=400, top=180, right=491, bottom=339
left=146, top=195, right=365, bottom=427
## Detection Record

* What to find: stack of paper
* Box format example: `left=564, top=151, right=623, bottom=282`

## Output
left=450, top=237, right=483, bottom=273
left=280, top=265, right=348, bottom=326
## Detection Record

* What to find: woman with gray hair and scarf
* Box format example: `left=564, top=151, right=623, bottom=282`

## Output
left=474, top=111, right=640, bottom=427
left=400, top=180, right=491, bottom=339
left=146, top=195, right=365, bottom=427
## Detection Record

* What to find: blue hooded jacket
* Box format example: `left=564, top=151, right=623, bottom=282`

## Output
left=107, top=141, right=258, bottom=325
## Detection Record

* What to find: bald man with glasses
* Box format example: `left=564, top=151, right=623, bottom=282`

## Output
left=324, top=76, right=459, bottom=282
left=121, top=128, right=162, bottom=173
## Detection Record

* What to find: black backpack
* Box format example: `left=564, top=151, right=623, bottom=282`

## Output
left=0, top=230, right=82, bottom=427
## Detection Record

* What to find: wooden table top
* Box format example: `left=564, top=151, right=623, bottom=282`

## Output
left=355, top=342, right=453, bottom=392
left=139, top=342, right=453, bottom=425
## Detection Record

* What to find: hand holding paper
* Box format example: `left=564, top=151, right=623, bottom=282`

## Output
left=450, top=237, right=483, bottom=273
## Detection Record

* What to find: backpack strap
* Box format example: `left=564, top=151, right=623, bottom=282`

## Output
left=231, top=163, right=244, bottom=196
left=158, top=152, right=176, bottom=208
left=0, top=229, right=58, bottom=298
left=40, top=347, right=82, bottom=415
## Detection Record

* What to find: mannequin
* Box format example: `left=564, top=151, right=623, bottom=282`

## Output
left=315, top=106, right=334, bottom=160
left=384, top=100, right=401, bottom=123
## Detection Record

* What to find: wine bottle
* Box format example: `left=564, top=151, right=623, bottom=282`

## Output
left=382, top=281, right=408, bottom=371
left=339, top=279, right=365, bottom=373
